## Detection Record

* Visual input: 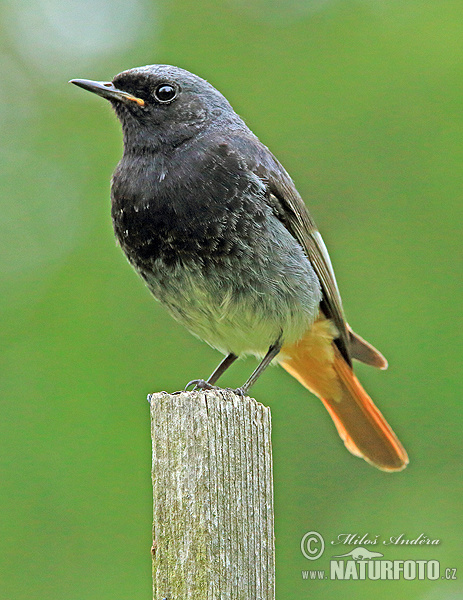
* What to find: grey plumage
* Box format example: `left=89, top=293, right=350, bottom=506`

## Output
left=109, top=65, right=322, bottom=357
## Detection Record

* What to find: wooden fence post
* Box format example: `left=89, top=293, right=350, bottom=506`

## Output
left=149, top=389, right=275, bottom=600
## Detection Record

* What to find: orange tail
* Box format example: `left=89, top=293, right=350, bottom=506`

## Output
left=280, top=318, right=408, bottom=472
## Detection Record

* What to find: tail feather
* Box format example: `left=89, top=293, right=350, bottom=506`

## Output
left=281, top=318, right=408, bottom=472
left=347, top=325, right=388, bottom=370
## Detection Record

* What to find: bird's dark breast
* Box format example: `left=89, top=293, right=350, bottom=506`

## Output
left=110, top=142, right=268, bottom=276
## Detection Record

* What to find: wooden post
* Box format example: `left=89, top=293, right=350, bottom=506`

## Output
left=149, top=389, right=275, bottom=600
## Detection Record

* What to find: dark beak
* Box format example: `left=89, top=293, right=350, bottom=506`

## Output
left=69, top=79, right=145, bottom=107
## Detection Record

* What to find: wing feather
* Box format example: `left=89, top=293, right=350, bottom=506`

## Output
left=265, top=181, right=351, bottom=364
left=233, top=133, right=376, bottom=365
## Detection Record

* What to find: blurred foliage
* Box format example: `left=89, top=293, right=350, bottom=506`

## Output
left=0, top=0, right=462, bottom=599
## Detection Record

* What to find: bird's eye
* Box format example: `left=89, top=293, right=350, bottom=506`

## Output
left=154, top=84, right=177, bottom=103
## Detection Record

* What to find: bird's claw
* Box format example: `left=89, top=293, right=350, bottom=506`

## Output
left=231, top=386, right=246, bottom=397
left=180, top=381, right=248, bottom=396
left=184, top=379, right=221, bottom=392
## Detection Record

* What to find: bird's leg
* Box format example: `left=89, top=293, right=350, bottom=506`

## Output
left=184, top=353, right=238, bottom=391
left=234, top=338, right=282, bottom=397
left=207, top=353, right=239, bottom=385
left=184, top=338, right=281, bottom=396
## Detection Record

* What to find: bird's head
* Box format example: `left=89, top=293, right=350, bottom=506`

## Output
left=71, top=65, right=238, bottom=152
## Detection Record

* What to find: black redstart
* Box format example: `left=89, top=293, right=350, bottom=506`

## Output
left=71, top=65, right=408, bottom=472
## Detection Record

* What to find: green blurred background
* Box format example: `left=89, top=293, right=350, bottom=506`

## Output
left=1, top=0, right=461, bottom=598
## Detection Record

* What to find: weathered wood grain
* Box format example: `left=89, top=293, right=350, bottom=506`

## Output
left=150, top=389, right=275, bottom=600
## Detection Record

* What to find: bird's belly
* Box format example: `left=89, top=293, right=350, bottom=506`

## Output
left=143, top=251, right=322, bottom=357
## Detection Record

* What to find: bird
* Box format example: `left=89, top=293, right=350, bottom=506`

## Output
left=70, top=65, right=408, bottom=472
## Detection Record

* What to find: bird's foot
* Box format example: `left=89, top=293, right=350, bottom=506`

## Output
left=184, top=379, right=221, bottom=392
left=230, top=386, right=246, bottom=397
left=178, top=381, right=248, bottom=396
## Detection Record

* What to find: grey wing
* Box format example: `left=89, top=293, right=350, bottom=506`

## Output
left=262, top=168, right=389, bottom=369
left=260, top=164, right=352, bottom=364
left=253, top=156, right=388, bottom=368
left=229, top=131, right=386, bottom=367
